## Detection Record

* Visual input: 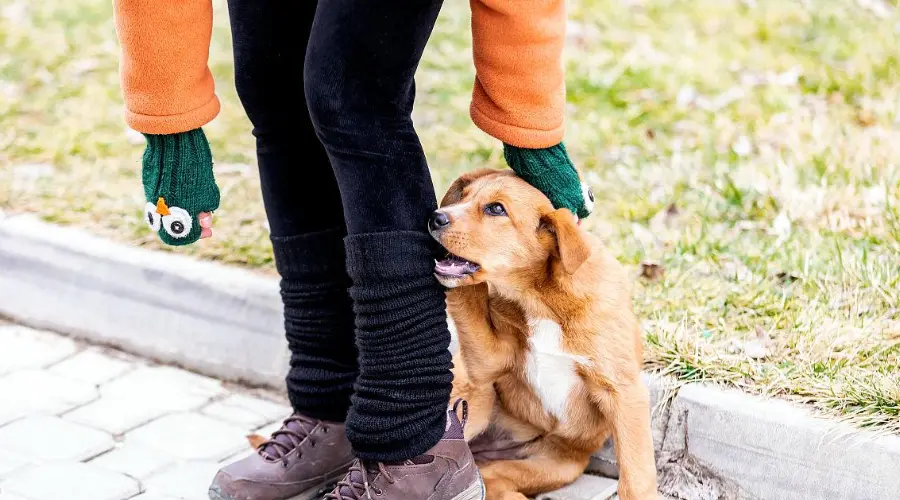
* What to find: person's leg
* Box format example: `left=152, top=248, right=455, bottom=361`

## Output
left=229, top=0, right=358, bottom=422
left=210, top=1, right=359, bottom=498
left=304, top=0, right=455, bottom=464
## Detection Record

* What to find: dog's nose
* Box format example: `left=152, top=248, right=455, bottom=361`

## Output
left=429, top=211, right=450, bottom=231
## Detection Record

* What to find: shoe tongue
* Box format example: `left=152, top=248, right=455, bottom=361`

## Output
left=444, top=406, right=465, bottom=440
left=261, top=418, right=311, bottom=458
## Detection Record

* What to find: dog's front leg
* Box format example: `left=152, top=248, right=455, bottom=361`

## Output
left=603, top=382, right=658, bottom=500
left=447, top=283, right=511, bottom=440
left=447, top=284, right=511, bottom=379
left=450, top=353, right=496, bottom=440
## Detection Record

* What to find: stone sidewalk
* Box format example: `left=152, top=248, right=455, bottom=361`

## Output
left=0, top=322, right=664, bottom=500
left=0, top=323, right=293, bottom=500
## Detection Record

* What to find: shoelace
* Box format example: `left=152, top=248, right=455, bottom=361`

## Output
left=258, top=414, right=319, bottom=461
left=324, top=460, right=397, bottom=500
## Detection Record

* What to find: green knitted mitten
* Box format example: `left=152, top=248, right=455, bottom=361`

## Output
left=141, top=128, right=220, bottom=246
left=503, top=142, right=594, bottom=219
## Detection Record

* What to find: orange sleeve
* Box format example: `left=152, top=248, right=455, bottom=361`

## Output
left=113, top=0, right=220, bottom=135
left=469, top=0, right=566, bottom=148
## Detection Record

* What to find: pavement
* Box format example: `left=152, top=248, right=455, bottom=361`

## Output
left=0, top=322, right=293, bottom=500
left=0, top=321, right=668, bottom=500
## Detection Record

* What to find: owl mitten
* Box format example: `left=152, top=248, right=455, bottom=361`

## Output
left=141, top=128, right=220, bottom=246
left=503, top=142, right=594, bottom=219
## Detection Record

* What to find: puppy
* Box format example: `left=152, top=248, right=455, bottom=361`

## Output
left=430, top=169, right=658, bottom=500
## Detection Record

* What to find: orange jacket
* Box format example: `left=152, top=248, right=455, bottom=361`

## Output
left=113, top=0, right=566, bottom=148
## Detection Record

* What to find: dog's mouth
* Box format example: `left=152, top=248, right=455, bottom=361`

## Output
left=434, top=252, right=481, bottom=279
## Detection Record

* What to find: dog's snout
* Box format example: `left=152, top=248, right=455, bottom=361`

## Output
left=429, top=211, right=451, bottom=231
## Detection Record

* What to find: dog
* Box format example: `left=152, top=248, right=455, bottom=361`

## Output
left=430, top=169, right=658, bottom=500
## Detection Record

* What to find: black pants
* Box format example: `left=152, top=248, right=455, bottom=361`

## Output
left=227, top=0, right=452, bottom=461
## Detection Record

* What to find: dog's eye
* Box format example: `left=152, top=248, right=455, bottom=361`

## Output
left=484, top=203, right=507, bottom=217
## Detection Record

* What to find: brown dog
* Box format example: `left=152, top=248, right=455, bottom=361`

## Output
left=430, top=169, right=658, bottom=500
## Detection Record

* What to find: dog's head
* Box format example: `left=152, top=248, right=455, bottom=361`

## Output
left=429, top=169, right=591, bottom=289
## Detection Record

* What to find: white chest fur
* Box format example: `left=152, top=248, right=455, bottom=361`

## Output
left=524, top=319, right=588, bottom=421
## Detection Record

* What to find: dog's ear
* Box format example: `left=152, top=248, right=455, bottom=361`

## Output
left=541, top=209, right=591, bottom=274
left=440, top=169, right=499, bottom=207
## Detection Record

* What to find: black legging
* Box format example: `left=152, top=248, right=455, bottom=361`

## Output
left=226, top=0, right=452, bottom=461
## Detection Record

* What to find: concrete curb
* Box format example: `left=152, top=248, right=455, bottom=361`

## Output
left=0, top=213, right=289, bottom=387
left=2, top=215, right=898, bottom=500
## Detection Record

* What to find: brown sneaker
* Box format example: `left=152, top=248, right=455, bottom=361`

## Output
left=324, top=400, right=484, bottom=500
left=209, top=414, right=354, bottom=500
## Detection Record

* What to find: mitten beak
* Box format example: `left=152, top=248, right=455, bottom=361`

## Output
left=156, top=197, right=171, bottom=216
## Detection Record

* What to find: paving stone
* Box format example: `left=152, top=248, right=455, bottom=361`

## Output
left=67, top=365, right=226, bottom=434
left=536, top=474, right=619, bottom=500
left=201, top=394, right=291, bottom=430
left=89, top=442, right=176, bottom=480
left=127, top=413, right=248, bottom=461
left=2, top=462, right=141, bottom=500
left=0, top=415, right=113, bottom=462
left=0, top=325, right=77, bottom=374
left=101, top=365, right=225, bottom=404
left=129, top=494, right=179, bottom=500
left=608, top=495, right=675, bottom=500
left=0, top=449, right=29, bottom=478
left=48, top=347, right=135, bottom=386
left=144, top=461, right=222, bottom=500
left=0, top=493, right=31, bottom=500
left=0, top=370, right=98, bottom=425
left=65, top=394, right=178, bottom=435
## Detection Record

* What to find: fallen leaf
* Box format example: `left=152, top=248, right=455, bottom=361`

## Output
left=856, top=109, right=876, bottom=127
left=775, top=271, right=800, bottom=284
left=246, top=433, right=267, bottom=449
left=640, top=262, right=665, bottom=281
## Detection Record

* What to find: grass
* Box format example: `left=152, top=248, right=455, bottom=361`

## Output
left=1, top=0, right=899, bottom=433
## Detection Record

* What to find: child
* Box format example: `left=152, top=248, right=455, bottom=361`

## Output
left=113, top=0, right=592, bottom=498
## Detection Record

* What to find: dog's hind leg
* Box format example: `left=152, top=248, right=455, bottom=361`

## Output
left=478, top=451, right=589, bottom=500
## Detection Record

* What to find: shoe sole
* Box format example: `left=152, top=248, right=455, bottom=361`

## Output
left=208, top=469, right=485, bottom=500
left=450, top=471, right=486, bottom=500
left=208, top=469, right=348, bottom=500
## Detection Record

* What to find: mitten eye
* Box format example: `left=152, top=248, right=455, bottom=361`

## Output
left=144, top=202, right=161, bottom=231
left=161, top=206, right=193, bottom=238
left=581, top=183, right=595, bottom=214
